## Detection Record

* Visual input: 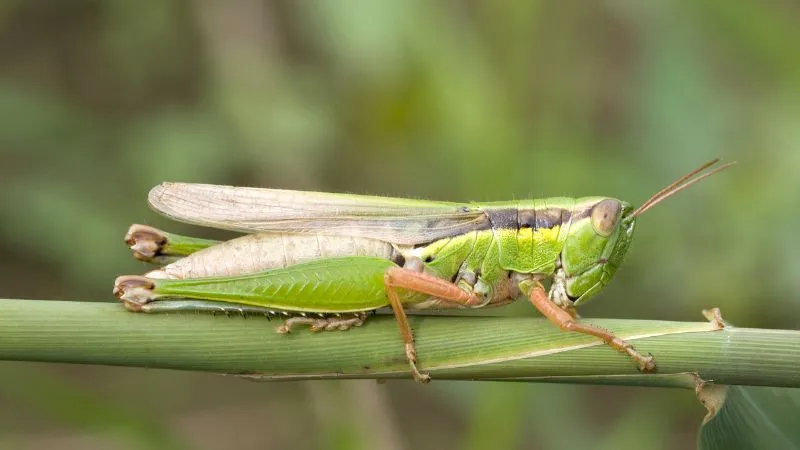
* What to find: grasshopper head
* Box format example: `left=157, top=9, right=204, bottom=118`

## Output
left=560, top=198, right=635, bottom=305
left=559, top=158, right=735, bottom=306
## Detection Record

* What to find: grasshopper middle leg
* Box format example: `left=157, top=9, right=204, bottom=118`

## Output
left=383, top=266, right=483, bottom=383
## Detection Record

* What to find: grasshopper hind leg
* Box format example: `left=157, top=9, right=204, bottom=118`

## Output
left=115, top=260, right=484, bottom=384
left=114, top=275, right=371, bottom=331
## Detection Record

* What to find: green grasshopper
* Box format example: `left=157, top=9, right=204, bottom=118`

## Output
left=114, top=159, right=733, bottom=382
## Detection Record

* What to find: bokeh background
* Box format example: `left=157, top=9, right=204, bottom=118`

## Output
left=0, top=1, right=798, bottom=449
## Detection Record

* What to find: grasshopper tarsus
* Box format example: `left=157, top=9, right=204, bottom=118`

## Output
left=405, top=343, right=431, bottom=383
left=702, top=307, right=727, bottom=330
left=639, top=354, right=657, bottom=373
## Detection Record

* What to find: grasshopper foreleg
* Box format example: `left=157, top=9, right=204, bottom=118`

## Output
left=527, top=281, right=656, bottom=372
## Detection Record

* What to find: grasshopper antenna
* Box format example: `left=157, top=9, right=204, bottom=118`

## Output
left=631, top=158, right=736, bottom=217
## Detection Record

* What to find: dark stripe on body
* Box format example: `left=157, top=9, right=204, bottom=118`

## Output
left=518, top=208, right=563, bottom=230
left=569, top=204, right=593, bottom=221
left=414, top=202, right=595, bottom=247
left=485, top=208, right=519, bottom=231
left=487, top=207, right=586, bottom=231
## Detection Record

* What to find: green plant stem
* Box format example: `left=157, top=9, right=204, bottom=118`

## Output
left=0, top=299, right=797, bottom=388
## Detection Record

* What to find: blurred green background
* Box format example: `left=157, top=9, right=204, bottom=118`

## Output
left=0, top=1, right=798, bottom=449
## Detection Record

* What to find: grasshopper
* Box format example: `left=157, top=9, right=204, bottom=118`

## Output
left=114, top=159, right=733, bottom=382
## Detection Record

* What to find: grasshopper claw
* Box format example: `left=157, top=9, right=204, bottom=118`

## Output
left=125, top=224, right=168, bottom=262
left=702, top=307, right=727, bottom=330
left=113, top=275, right=156, bottom=308
left=405, top=343, right=431, bottom=383
left=639, top=354, right=657, bottom=373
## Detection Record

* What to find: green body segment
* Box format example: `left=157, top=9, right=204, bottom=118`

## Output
left=151, top=257, right=398, bottom=313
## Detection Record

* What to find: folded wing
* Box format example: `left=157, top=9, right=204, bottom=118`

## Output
left=148, top=183, right=490, bottom=245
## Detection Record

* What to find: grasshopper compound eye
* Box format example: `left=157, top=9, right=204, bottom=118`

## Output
left=591, top=199, right=621, bottom=236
